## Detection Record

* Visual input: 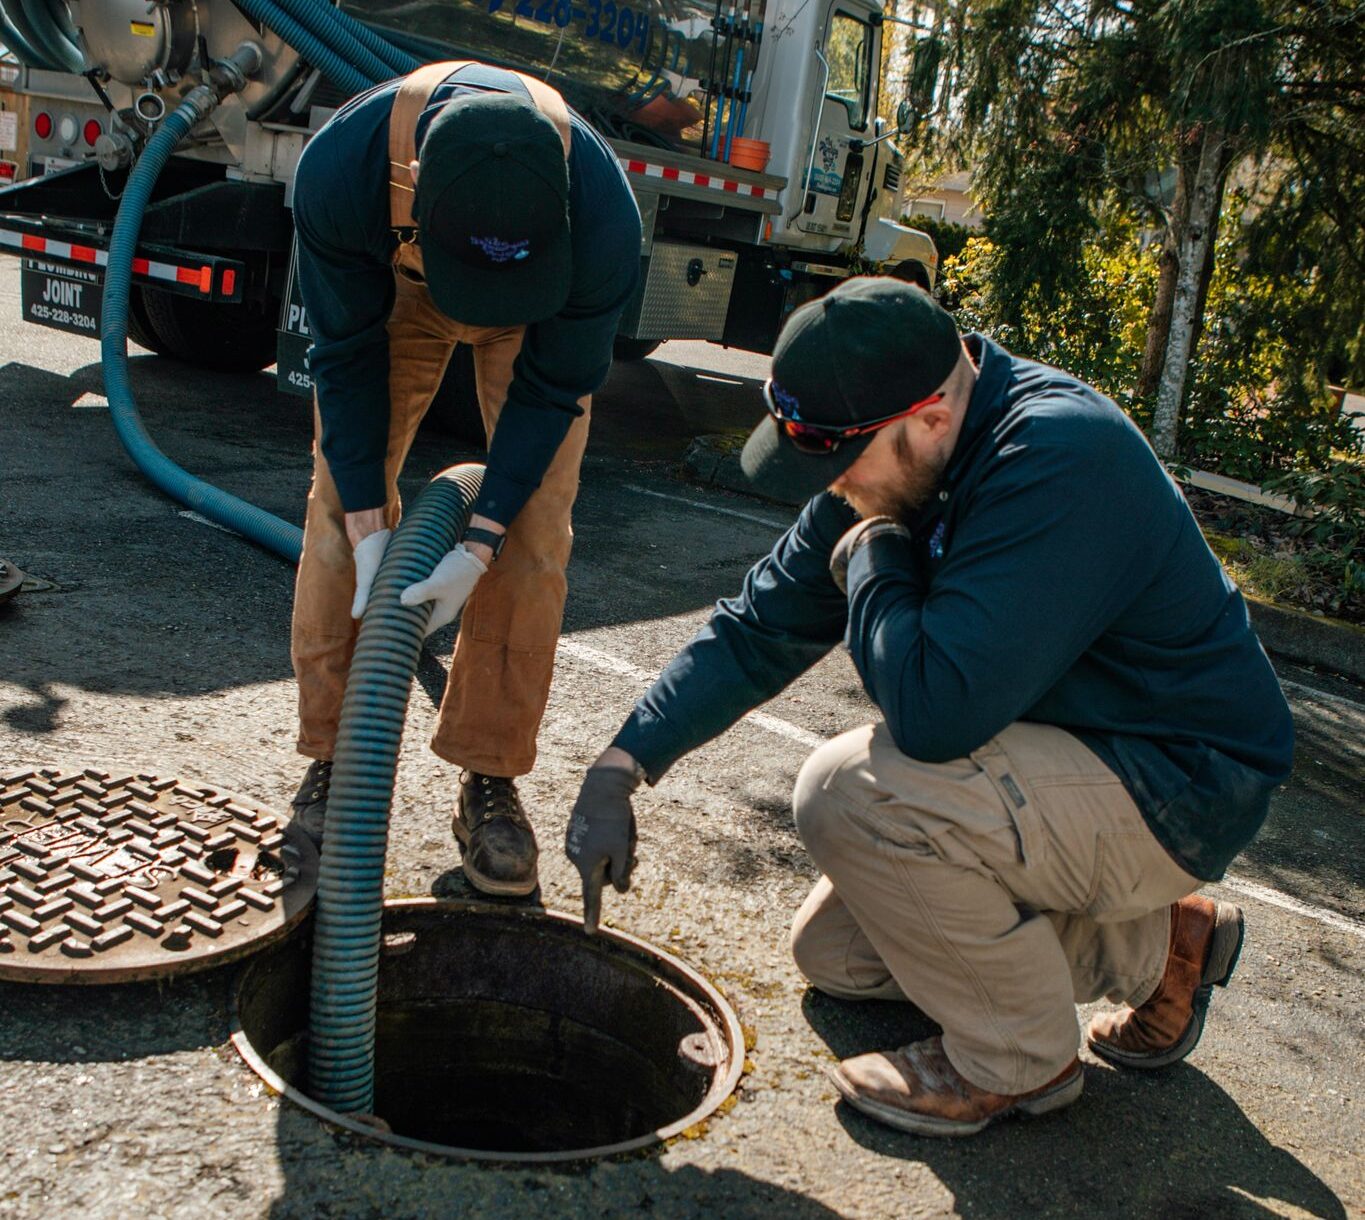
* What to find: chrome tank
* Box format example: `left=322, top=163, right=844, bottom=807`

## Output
left=65, top=0, right=308, bottom=115
left=344, top=0, right=745, bottom=153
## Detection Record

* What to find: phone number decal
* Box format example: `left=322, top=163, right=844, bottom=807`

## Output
left=28, top=302, right=98, bottom=332
left=487, top=0, right=651, bottom=54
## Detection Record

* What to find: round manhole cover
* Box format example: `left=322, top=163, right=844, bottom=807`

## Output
left=0, top=765, right=316, bottom=982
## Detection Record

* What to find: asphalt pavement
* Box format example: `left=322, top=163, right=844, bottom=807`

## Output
left=0, top=260, right=1361, bottom=1219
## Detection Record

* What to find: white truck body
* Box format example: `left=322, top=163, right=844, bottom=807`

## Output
left=0, top=0, right=936, bottom=386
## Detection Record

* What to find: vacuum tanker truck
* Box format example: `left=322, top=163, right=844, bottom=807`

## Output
left=0, top=0, right=936, bottom=422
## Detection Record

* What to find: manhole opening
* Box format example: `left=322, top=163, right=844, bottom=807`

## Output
left=232, top=900, right=743, bottom=1162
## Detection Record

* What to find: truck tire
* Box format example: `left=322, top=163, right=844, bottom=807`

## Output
left=423, top=344, right=486, bottom=446
left=613, top=335, right=662, bottom=362
left=889, top=260, right=932, bottom=291
left=139, top=288, right=278, bottom=373
left=126, top=288, right=173, bottom=357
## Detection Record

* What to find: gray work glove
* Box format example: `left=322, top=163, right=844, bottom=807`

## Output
left=350, top=528, right=392, bottom=619
left=400, top=544, right=487, bottom=637
left=829, top=516, right=912, bottom=594
left=566, top=765, right=641, bottom=934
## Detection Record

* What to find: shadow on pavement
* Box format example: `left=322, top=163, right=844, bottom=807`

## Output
left=0, top=973, right=231, bottom=1061
left=802, top=991, right=1345, bottom=1219
left=266, top=1107, right=845, bottom=1220
left=0, top=350, right=766, bottom=721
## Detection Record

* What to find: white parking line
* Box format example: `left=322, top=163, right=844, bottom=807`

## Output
left=558, top=636, right=1365, bottom=942
left=177, top=510, right=238, bottom=535
left=621, top=484, right=791, bottom=531
left=557, top=639, right=823, bottom=748
left=1279, top=678, right=1365, bottom=716
left=1217, top=877, right=1365, bottom=940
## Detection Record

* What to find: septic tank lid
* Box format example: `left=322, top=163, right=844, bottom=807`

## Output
left=0, top=765, right=316, bottom=982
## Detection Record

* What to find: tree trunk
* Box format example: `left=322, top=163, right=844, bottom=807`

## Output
left=1188, top=167, right=1227, bottom=360
left=1151, top=124, right=1227, bottom=459
left=1137, top=160, right=1189, bottom=400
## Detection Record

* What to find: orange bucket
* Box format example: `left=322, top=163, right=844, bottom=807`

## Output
left=728, top=138, right=770, bottom=173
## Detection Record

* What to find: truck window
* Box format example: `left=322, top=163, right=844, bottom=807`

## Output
left=825, top=11, right=873, bottom=130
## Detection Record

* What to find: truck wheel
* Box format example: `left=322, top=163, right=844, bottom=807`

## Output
left=423, top=345, right=486, bottom=446
left=889, top=260, right=932, bottom=290
left=613, top=336, right=661, bottom=362
left=126, top=288, right=172, bottom=356
left=139, top=288, right=278, bottom=373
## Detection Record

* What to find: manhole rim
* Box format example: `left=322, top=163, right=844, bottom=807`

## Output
left=229, top=896, right=746, bottom=1164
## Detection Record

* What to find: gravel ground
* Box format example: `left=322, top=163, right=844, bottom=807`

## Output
left=0, top=274, right=1361, bottom=1219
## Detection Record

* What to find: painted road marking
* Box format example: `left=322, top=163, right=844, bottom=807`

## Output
left=1218, top=877, right=1365, bottom=940
left=621, top=484, right=791, bottom=531
left=558, top=639, right=823, bottom=749
left=1279, top=678, right=1365, bottom=716
left=558, top=635, right=1365, bottom=942
left=177, top=511, right=238, bottom=536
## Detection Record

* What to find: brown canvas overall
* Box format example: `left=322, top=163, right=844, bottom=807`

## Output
left=291, top=62, right=590, bottom=778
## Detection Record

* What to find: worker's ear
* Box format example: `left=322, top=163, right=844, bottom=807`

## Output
left=912, top=399, right=955, bottom=444
left=409, top=159, right=420, bottom=186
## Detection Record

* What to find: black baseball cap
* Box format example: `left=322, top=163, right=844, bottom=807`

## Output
left=741, top=277, right=961, bottom=502
left=415, top=91, right=571, bottom=326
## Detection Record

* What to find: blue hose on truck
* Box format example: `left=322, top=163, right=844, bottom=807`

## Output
left=82, top=0, right=468, bottom=1115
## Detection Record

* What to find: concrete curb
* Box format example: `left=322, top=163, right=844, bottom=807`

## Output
left=682, top=433, right=797, bottom=508
left=681, top=435, right=1365, bottom=684
left=1243, top=596, right=1365, bottom=683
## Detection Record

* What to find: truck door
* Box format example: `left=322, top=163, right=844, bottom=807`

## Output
left=795, top=4, right=877, bottom=240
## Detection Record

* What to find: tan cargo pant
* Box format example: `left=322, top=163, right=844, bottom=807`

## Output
left=291, top=271, right=590, bottom=777
left=791, top=721, right=1201, bottom=1096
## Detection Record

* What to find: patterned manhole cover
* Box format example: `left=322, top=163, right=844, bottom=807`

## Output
left=0, top=766, right=317, bottom=982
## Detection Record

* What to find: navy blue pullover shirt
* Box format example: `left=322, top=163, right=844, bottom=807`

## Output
left=613, top=335, right=1294, bottom=880
left=292, top=64, right=641, bottom=525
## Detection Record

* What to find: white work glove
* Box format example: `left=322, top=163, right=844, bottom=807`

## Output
left=350, top=528, right=391, bottom=619
left=400, top=544, right=488, bottom=637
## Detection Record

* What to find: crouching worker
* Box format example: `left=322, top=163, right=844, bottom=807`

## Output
left=288, top=60, right=640, bottom=896
left=565, top=278, right=1293, bottom=1136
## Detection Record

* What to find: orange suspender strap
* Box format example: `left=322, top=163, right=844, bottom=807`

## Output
left=388, top=60, right=572, bottom=235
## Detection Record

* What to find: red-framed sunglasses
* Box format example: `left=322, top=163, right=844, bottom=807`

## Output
left=762, top=379, right=945, bottom=454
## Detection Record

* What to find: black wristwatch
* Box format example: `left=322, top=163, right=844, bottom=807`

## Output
left=463, top=526, right=506, bottom=561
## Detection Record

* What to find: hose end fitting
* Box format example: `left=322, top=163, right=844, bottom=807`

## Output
left=209, top=41, right=264, bottom=99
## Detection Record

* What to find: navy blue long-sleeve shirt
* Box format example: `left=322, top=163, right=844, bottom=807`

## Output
left=292, top=63, right=640, bottom=524
left=613, top=335, right=1294, bottom=880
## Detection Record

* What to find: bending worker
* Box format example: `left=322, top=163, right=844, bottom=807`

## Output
left=288, top=60, right=640, bottom=896
left=567, top=277, right=1294, bottom=1137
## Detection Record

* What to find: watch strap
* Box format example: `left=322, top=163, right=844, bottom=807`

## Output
left=463, top=527, right=506, bottom=559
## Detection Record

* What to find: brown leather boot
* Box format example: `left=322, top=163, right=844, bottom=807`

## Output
left=1087, top=894, right=1244, bottom=1069
left=829, top=1035, right=1083, bottom=1137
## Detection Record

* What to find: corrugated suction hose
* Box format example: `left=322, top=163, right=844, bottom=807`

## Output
left=307, top=463, right=484, bottom=1114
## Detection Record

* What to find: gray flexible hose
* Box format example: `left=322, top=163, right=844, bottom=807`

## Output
left=307, top=464, right=484, bottom=1114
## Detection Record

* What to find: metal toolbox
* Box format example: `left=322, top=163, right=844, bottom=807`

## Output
left=622, top=241, right=738, bottom=341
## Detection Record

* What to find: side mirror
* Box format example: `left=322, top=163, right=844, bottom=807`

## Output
left=896, top=99, right=912, bottom=133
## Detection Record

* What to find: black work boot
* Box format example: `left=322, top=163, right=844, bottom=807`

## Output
left=290, top=759, right=333, bottom=847
left=453, top=772, right=539, bottom=896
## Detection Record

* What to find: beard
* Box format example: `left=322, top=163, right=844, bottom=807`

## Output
left=833, top=429, right=947, bottom=523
